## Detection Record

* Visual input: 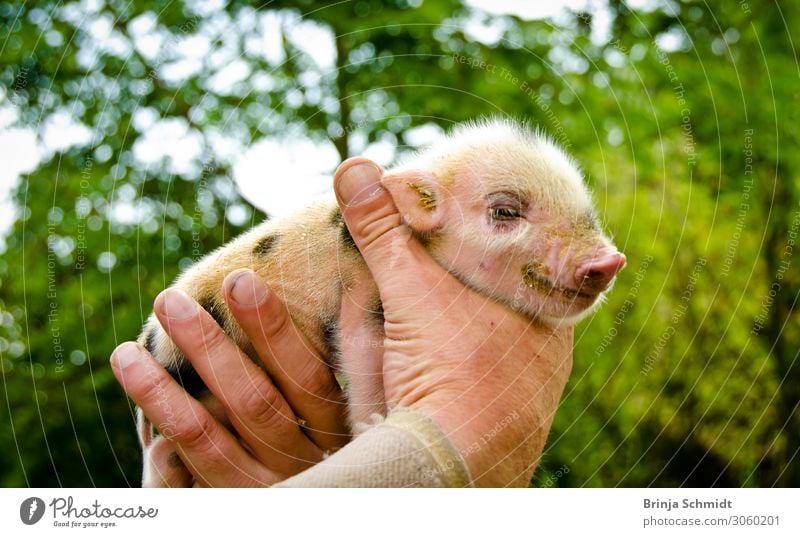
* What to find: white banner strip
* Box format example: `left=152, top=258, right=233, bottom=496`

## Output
left=1, top=488, right=797, bottom=536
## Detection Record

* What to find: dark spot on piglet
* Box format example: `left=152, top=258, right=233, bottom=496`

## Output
left=199, top=295, right=226, bottom=330
left=253, top=233, right=279, bottom=257
left=166, top=360, right=208, bottom=398
left=144, top=329, right=157, bottom=356
left=329, top=207, right=343, bottom=226
left=330, top=208, right=357, bottom=251
left=320, top=316, right=339, bottom=356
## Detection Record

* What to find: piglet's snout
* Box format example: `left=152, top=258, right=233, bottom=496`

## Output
left=574, top=250, right=627, bottom=295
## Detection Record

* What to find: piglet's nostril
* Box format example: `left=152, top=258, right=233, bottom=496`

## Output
left=574, top=252, right=627, bottom=293
left=584, top=269, right=607, bottom=282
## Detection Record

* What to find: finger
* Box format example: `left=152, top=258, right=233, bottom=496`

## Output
left=222, top=269, right=349, bottom=450
left=153, top=289, right=323, bottom=474
left=334, top=158, right=439, bottom=303
left=143, top=436, right=193, bottom=488
left=110, top=342, right=278, bottom=487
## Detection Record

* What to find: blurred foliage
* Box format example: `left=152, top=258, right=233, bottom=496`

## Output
left=0, top=0, right=797, bottom=486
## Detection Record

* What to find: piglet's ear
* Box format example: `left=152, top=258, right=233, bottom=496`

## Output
left=381, top=170, right=443, bottom=233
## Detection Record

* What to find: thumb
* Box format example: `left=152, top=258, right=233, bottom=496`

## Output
left=333, top=157, right=437, bottom=301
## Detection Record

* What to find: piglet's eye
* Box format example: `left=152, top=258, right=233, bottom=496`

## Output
left=490, top=207, right=521, bottom=220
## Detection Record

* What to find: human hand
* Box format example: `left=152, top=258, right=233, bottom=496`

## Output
left=111, top=269, right=349, bottom=487
left=334, top=158, right=574, bottom=487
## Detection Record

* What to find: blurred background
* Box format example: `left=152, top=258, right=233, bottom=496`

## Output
left=0, top=0, right=797, bottom=487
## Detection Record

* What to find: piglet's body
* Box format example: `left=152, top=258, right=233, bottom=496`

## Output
left=137, top=119, right=625, bottom=481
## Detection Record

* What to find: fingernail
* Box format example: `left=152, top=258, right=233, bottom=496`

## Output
left=230, top=270, right=267, bottom=306
left=162, top=288, right=197, bottom=320
left=111, top=342, right=142, bottom=370
left=338, top=162, right=384, bottom=206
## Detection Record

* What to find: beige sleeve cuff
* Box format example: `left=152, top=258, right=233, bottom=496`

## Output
left=273, top=408, right=472, bottom=488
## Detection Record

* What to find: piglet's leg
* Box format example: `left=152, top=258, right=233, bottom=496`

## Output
left=338, top=283, right=387, bottom=431
left=142, top=436, right=193, bottom=488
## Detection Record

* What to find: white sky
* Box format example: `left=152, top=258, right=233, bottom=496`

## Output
left=468, top=0, right=593, bottom=19
left=0, top=0, right=620, bottom=248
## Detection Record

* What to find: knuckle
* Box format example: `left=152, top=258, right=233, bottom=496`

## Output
left=299, top=367, right=342, bottom=405
left=169, top=411, right=219, bottom=453
left=238, top=379, right=290, bottom=430
left=355, top=210, right=404, bottom=249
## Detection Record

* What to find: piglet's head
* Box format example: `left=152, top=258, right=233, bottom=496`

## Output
left=382, top=119, right=625, bottom=326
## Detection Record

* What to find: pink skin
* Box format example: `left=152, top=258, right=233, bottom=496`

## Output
left=421, top=170, right=626, bottom=325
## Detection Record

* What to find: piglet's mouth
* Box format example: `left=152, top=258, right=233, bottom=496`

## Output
left=521, top=263, right=596, bottom=300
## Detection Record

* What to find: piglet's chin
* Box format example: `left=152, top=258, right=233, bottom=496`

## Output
left=536, top=292, right=607, bottom=327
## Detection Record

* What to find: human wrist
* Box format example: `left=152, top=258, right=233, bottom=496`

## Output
left=399, top=392, right=523, bottom=486
left=402, top=351, right=571, bottom=487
